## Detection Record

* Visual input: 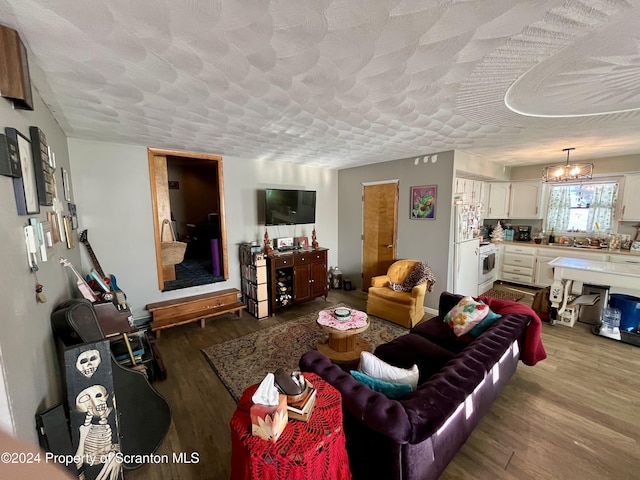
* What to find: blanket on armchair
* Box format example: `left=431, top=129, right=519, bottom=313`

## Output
left=478, top=295, right=547, bottom=366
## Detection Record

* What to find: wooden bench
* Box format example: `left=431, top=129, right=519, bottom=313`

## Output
left=146, top=289, right=246, bottom=336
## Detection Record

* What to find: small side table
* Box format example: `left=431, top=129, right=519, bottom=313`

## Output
left=316, top=308, right=371, bottom=363
left=230, top=372, right=351, bottom=480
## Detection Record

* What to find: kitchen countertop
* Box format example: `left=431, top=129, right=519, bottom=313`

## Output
left=492, top=240, right=640, bottom=257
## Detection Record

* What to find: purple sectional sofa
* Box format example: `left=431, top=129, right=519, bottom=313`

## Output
left=300, top=291, right=538, bottom=480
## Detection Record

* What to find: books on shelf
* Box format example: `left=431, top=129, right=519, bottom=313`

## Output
left=286, top=382, right=316, bottom=422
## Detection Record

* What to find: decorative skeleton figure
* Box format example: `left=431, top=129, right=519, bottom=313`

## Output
left=76, top=350, right=101, bottom=378
left=75, top=385, right=121, bottom=480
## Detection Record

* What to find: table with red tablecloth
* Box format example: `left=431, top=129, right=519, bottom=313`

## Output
left=230, top=372, right=351, bottom=480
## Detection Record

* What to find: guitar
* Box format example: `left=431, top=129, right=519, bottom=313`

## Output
left=59, top=258, right=97, bottom=302
left=51, top=299, right=171, bottom=469
left=79, top=230, right=128, bottom=310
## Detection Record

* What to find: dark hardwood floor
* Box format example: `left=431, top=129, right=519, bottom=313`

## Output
left=128, top=287, right=640, bottom=480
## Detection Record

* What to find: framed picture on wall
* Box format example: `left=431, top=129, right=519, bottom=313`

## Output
left=410, top=185, right=437, bottom=220
left=7, top=127, right=39, bottom=215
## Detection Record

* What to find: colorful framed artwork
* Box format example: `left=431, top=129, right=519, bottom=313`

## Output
left=410, top=185, right=437, bottom=220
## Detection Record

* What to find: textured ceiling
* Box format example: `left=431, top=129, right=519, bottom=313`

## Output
left=1, top=0, right=640, bottom=170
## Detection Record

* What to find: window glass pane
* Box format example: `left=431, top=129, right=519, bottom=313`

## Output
left=546, top=182, right=618, bottom=233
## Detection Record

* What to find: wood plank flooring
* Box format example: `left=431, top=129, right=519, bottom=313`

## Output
left=128, top=288, right=640, bottom=480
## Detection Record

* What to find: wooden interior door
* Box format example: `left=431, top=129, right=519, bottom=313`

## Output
left=362, top=182, right=398, bottom=291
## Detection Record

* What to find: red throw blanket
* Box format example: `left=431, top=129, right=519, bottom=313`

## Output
left=478, top=296, right=547, bottom=366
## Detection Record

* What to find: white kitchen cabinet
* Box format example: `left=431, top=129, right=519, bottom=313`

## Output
left=509, top=181, right=542, bottom=219
left=501, top=244, right=536, bottom=285
left=486, top=183, right=510, bottom=219
left=534, top=255, right=558, bottom=286
left=609, top=254, right=640, bottom=265
left=455, top=178, right=485, bottom=205
left=620, top=174, right=640, bottom=221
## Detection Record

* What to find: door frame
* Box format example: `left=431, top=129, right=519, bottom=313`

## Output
left=361, top=180, right=399, bottom=291
left=147, top=147, right=229, bottom=290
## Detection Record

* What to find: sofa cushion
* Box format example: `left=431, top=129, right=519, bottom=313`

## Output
left=367, top=286, right=415, bottom=305
left=350, top=370, right=413, bottom=399
left=374, top=334, right=456, bottom=384
left=359, top=351, right=419, bottom=390
left=410, top=317, right=471, bottom=353
left=444, top=296, right=490, bottom=336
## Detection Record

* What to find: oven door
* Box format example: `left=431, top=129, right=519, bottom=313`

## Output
left=478, top=251, right=497, bottom=284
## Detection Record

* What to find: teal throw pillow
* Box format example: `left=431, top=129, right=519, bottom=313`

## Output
left=350, top=370, right=412, bottom=399
left=469, top=301, right=502, bottom=337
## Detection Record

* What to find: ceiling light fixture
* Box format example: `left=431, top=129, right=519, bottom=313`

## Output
left=542, top=148, right=594, bottom=182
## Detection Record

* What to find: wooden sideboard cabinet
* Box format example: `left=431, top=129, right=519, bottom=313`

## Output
left=268, top=248, right=328, bottom=314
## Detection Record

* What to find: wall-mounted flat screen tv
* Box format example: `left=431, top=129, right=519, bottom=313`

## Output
left=265, top=188, right=316, bottom=225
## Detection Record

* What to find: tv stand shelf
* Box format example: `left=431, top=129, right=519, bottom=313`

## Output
left=267, top=248, right=328, bottom=314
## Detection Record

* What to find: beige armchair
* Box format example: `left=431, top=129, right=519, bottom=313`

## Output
left=366, top=260, right=430, bottom=328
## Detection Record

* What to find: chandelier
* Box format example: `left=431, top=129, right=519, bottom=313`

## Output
left=542, top=148, right=594, bottom=182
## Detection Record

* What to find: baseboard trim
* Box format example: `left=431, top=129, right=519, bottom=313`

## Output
left=424, top=306, right=438, bottom=316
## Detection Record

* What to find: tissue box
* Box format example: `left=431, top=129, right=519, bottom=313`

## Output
left=250, top=394, right=288, bottom=442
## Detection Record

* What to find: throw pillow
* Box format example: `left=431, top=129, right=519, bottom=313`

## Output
left=350, top=370, right=412, bottom=399
left=444, top=296, right=490, bottom=336
left=374, top=334, right=456, bottom=384
left=469, top=302, right=502, bottom=337
left=359, top=351, right=419, bottom=390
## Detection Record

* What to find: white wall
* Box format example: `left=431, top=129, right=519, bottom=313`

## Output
left=0, top=92, right=79, bottom=441
left=68, top=139, right=339, bottom=320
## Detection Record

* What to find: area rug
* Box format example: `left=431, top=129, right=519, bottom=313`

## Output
left=201, top=304, right=408, bottom=402
left=480, top=287, right=524, bottom=302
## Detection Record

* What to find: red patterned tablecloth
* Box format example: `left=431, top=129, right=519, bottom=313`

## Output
left=230, top=373, right=351, bottom=480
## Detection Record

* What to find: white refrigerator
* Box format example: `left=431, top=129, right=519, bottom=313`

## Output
left=453, top=204, right=480, bottom=297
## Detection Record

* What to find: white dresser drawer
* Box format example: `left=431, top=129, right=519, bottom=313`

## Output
left=503, top=264, right=534, bottom=276
left=501, top=272, right=534, bottom=284
left=503, top=253, right=536, bottom=268
left=504, top=244, right=536, bottom=255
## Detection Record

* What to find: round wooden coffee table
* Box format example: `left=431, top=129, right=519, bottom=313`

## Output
left=316, top=308, right=371, bottom=363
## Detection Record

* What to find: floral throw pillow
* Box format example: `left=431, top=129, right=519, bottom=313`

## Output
left=444, top=296, right=490, bottom=337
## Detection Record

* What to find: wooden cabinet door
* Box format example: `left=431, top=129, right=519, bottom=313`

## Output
left=293, top=264, right=311, bottom=302
left=311, top=260, right=328, bottom=297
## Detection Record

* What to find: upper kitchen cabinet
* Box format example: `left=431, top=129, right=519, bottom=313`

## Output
left=485, top=183, right=510, bottom=218
left=454, top=177, right=485, bottom=205
left=509, top=181, right=543, bottom=219
left=620, top=173, right=640, bottom=221
left=485, top=181, right=543, bottom=219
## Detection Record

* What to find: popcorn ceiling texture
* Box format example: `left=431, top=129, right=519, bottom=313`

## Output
left=1, top=0, right=639, bottom=168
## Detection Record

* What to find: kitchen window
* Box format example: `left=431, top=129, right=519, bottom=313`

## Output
left=545, top=182, right=618, bottom=233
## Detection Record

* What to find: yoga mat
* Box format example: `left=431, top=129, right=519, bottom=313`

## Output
left=211, top=238, right=221, bottom=276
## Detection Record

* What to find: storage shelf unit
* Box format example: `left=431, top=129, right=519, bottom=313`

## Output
left=240, top=243, right=269, bottom=319
left=268, top=248, right=328, bottom=315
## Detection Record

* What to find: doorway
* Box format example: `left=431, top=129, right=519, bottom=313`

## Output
left=362, top=181, right=398, bottom=291
left=148, top=148, right=229, bottom=291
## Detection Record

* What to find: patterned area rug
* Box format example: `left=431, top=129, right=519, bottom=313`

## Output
left=201, top=304, right=408, bottom=402
left=480, top=287, right=525, bottom=302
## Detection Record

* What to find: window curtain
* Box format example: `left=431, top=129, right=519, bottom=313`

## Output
left=586, top=183, right=617, bottom=232
left=546, top=185, right=571, bottom=231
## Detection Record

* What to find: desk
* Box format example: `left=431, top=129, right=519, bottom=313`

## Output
left=230, top=373, right=351, bottom=480
left=548, top=257, right=640, bottom=313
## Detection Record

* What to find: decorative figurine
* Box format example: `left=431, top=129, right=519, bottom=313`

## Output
left=264, top=229, right=274, bottom=255
left=311, top=227, right=319, bottom=249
